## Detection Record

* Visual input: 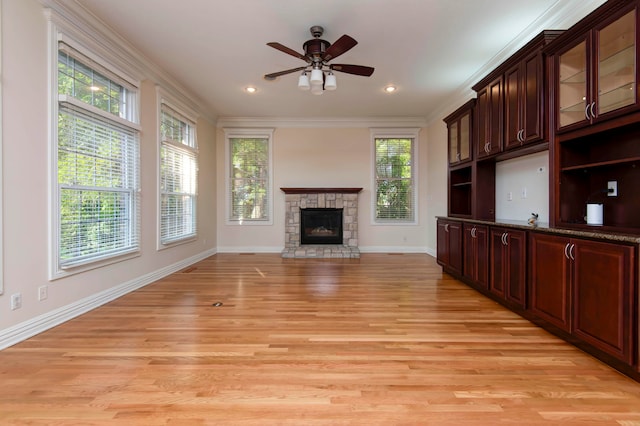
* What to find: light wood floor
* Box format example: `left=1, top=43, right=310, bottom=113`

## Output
left=1, top=253, right=640, bottom=425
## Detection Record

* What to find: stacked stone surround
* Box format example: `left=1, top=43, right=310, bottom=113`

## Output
left=281, top=188, right=362, bottom=258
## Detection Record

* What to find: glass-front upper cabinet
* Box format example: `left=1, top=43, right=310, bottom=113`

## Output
left=444, top=100, right=474, bottom=165
left=597, top=8, right=636, bottom=115
left=555, top=4, right=638, bottom=133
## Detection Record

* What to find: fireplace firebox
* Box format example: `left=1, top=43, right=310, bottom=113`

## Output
left=300, top=208, right=343, bottom=245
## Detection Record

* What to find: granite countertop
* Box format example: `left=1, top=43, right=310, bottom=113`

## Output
left=436, top=216, right=640, bottom=244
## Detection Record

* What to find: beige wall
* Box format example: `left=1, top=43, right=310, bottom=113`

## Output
left=216, top=126, right=431, bottom=253
left=0, top=0, right=216, bottom=338
left=425, top=119, right=449, bottom=254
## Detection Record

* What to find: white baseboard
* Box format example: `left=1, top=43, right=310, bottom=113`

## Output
left=0, top=248, right=217, bottom=350
left=359, top=246, right=429, bottom=254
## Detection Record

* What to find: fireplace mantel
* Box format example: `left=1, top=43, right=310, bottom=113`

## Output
left=280, top=187, right=362, bottom=194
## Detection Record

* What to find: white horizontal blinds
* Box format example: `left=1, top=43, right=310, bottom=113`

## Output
left=57, top=42, right=140, bottom=267
left=160, top=104, right=198, bottom=244
left=375, top=138, right=415, bottom=221
left=229, top=137, right=269, bottom=221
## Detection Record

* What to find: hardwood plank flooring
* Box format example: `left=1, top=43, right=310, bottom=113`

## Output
left=1, top=253, right=639, bottom=425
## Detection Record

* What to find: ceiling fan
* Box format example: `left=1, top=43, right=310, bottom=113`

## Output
left=264, top=26, right=374, bottom=93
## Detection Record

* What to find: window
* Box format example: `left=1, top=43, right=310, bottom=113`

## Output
left=159, top=98, right=198, bottom=245
left=372, top=128, right=419, bottom=223
left=224, top=128, right=273, bottom=224
left=53, top=41, right=140, bottom=274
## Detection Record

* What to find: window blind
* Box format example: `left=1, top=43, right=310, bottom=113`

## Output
left=228, top=137, right=269, bottom=221
left=56, top=42, right=140, bottom=269
left=160, top=104, right=197, bottom=244
left=58, top=108, right=140, bottom=266
left=375, top=138, right=415, bottom=221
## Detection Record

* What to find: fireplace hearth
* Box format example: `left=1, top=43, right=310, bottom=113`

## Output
left=281, top=187, right=362, bottom=258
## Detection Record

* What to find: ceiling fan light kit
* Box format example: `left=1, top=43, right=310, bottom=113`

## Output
left=298, top=72, right=310, bottom=90
left=265, top=25, right=374, bottom=94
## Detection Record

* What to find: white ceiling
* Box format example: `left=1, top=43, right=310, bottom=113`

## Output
left=73, top=0, right=606, bottom=123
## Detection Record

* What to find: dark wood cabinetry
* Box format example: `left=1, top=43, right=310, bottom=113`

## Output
left=529, top=233, right=572, bottom=331
left=436, top=219, right=462, bottom=276
left=549, top=2, right=639, bottom=136
left=504, top=50, right=545, bottom=149
left=475, top=77, right=503, bottom=159
left=463, top=224, right=489, bottom=289
left=572, top=238, right=635, bottom=363
left=489, top=227, right=526, bottom=308
left=546, top=1, right=640, bottom=233
left=445, top=101, right=475, bottom=218
left=529, top=231, right=636, bottom=363
left=445, top=100, right=474, bottom=165
left=473, top=30, right=562, bottom=160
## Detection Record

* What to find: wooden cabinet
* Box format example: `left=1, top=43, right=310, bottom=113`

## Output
left=572, top=238, right=635, bottom=364
left=445, top=100, right=474, bottom=165
left=445, top=101, right=475, bottom=218
left=475, top=77, right=503, bottom=159
left=490, top=227, right=526, bottom=308
left=463, top=223, right=489, bottom=289
left=529, top=233, right=572, bottom=331
left=529, top=232, right=636, bottom=363
left=436, top=219, right=462, bottom=276
left=551, top=2, right=639, bottom=134
left=504, top=50, right=545, bottom=149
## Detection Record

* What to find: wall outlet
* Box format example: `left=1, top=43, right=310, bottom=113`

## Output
left=38, top=285, right=48, bottom=301
left=507, top=191, right=513, bottom=201
left=608, top=180, right=618, bottom=197
left=521, top=187, right=528, bottom=199
left=11, top=293, right=22, bottom=310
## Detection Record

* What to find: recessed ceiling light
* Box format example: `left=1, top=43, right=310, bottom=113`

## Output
left=384, top=85, right=397, bottom=93
left=245, top=86, right=257, bottom=94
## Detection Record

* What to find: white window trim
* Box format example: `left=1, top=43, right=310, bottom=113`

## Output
left=156, top=87, right=199, bottom=249
left=370, top=127, right=420, bottom=226
left=47, top=22, right=141, bottom=280
left=224, top=128, right=274, bottom=226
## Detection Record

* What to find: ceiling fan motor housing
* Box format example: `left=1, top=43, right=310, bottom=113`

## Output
left=303, top=38, right=330, bottom=61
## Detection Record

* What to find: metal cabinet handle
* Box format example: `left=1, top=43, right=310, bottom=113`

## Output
left=471, top=227, right=477, bottom=238
left=517, top=129, right=524, bottom=143
left=569, top=243, right=575, bottom=261
left=590, top=102, right=596, bottom=120
left=445, top=223, right=449, bottom=232
left=503, top=232, right=509, bottom=245
left=564, top=242, right=571, bottom=259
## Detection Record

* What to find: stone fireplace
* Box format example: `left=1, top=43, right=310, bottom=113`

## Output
left=281, top=188, right=362, bottom=258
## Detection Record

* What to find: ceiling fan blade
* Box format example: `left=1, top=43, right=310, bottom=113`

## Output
left=264, top=66, right=307, bottom=80
left=330, top=64, right=375, bottom=77
left=323, top=35, right=357, bottom=61
left=266, top=42, right=308, bottom=61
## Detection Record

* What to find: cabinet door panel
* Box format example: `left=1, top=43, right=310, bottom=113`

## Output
left=557, top=38, right=589, bottom=130
left=596, top=8, right=637, bottom=117
left=448, top=222, right=463, bottom=275
left=573, top=240, right=634, bottom=362
left=488, top=78, right=503, bottom=156
left=489, top=229, right=506, bottom=297
left=529, top=233, right=571, bottom=331
left=475, top=226, right=489, bottom=289
left=504, top=65, right=521, bottom=150
left=436, top=221, right=448, bottom=266
left=506, top=230, right=527, bottom=307
left=523, top=52, right=543, bottom=143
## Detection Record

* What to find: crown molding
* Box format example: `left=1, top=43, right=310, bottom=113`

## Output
left=40, top=0, right=217, bottom=122
left=216, top=116, right=427, bottom=129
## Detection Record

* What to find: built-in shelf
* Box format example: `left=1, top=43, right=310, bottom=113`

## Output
left=561, top=156, right=640, bottom=171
